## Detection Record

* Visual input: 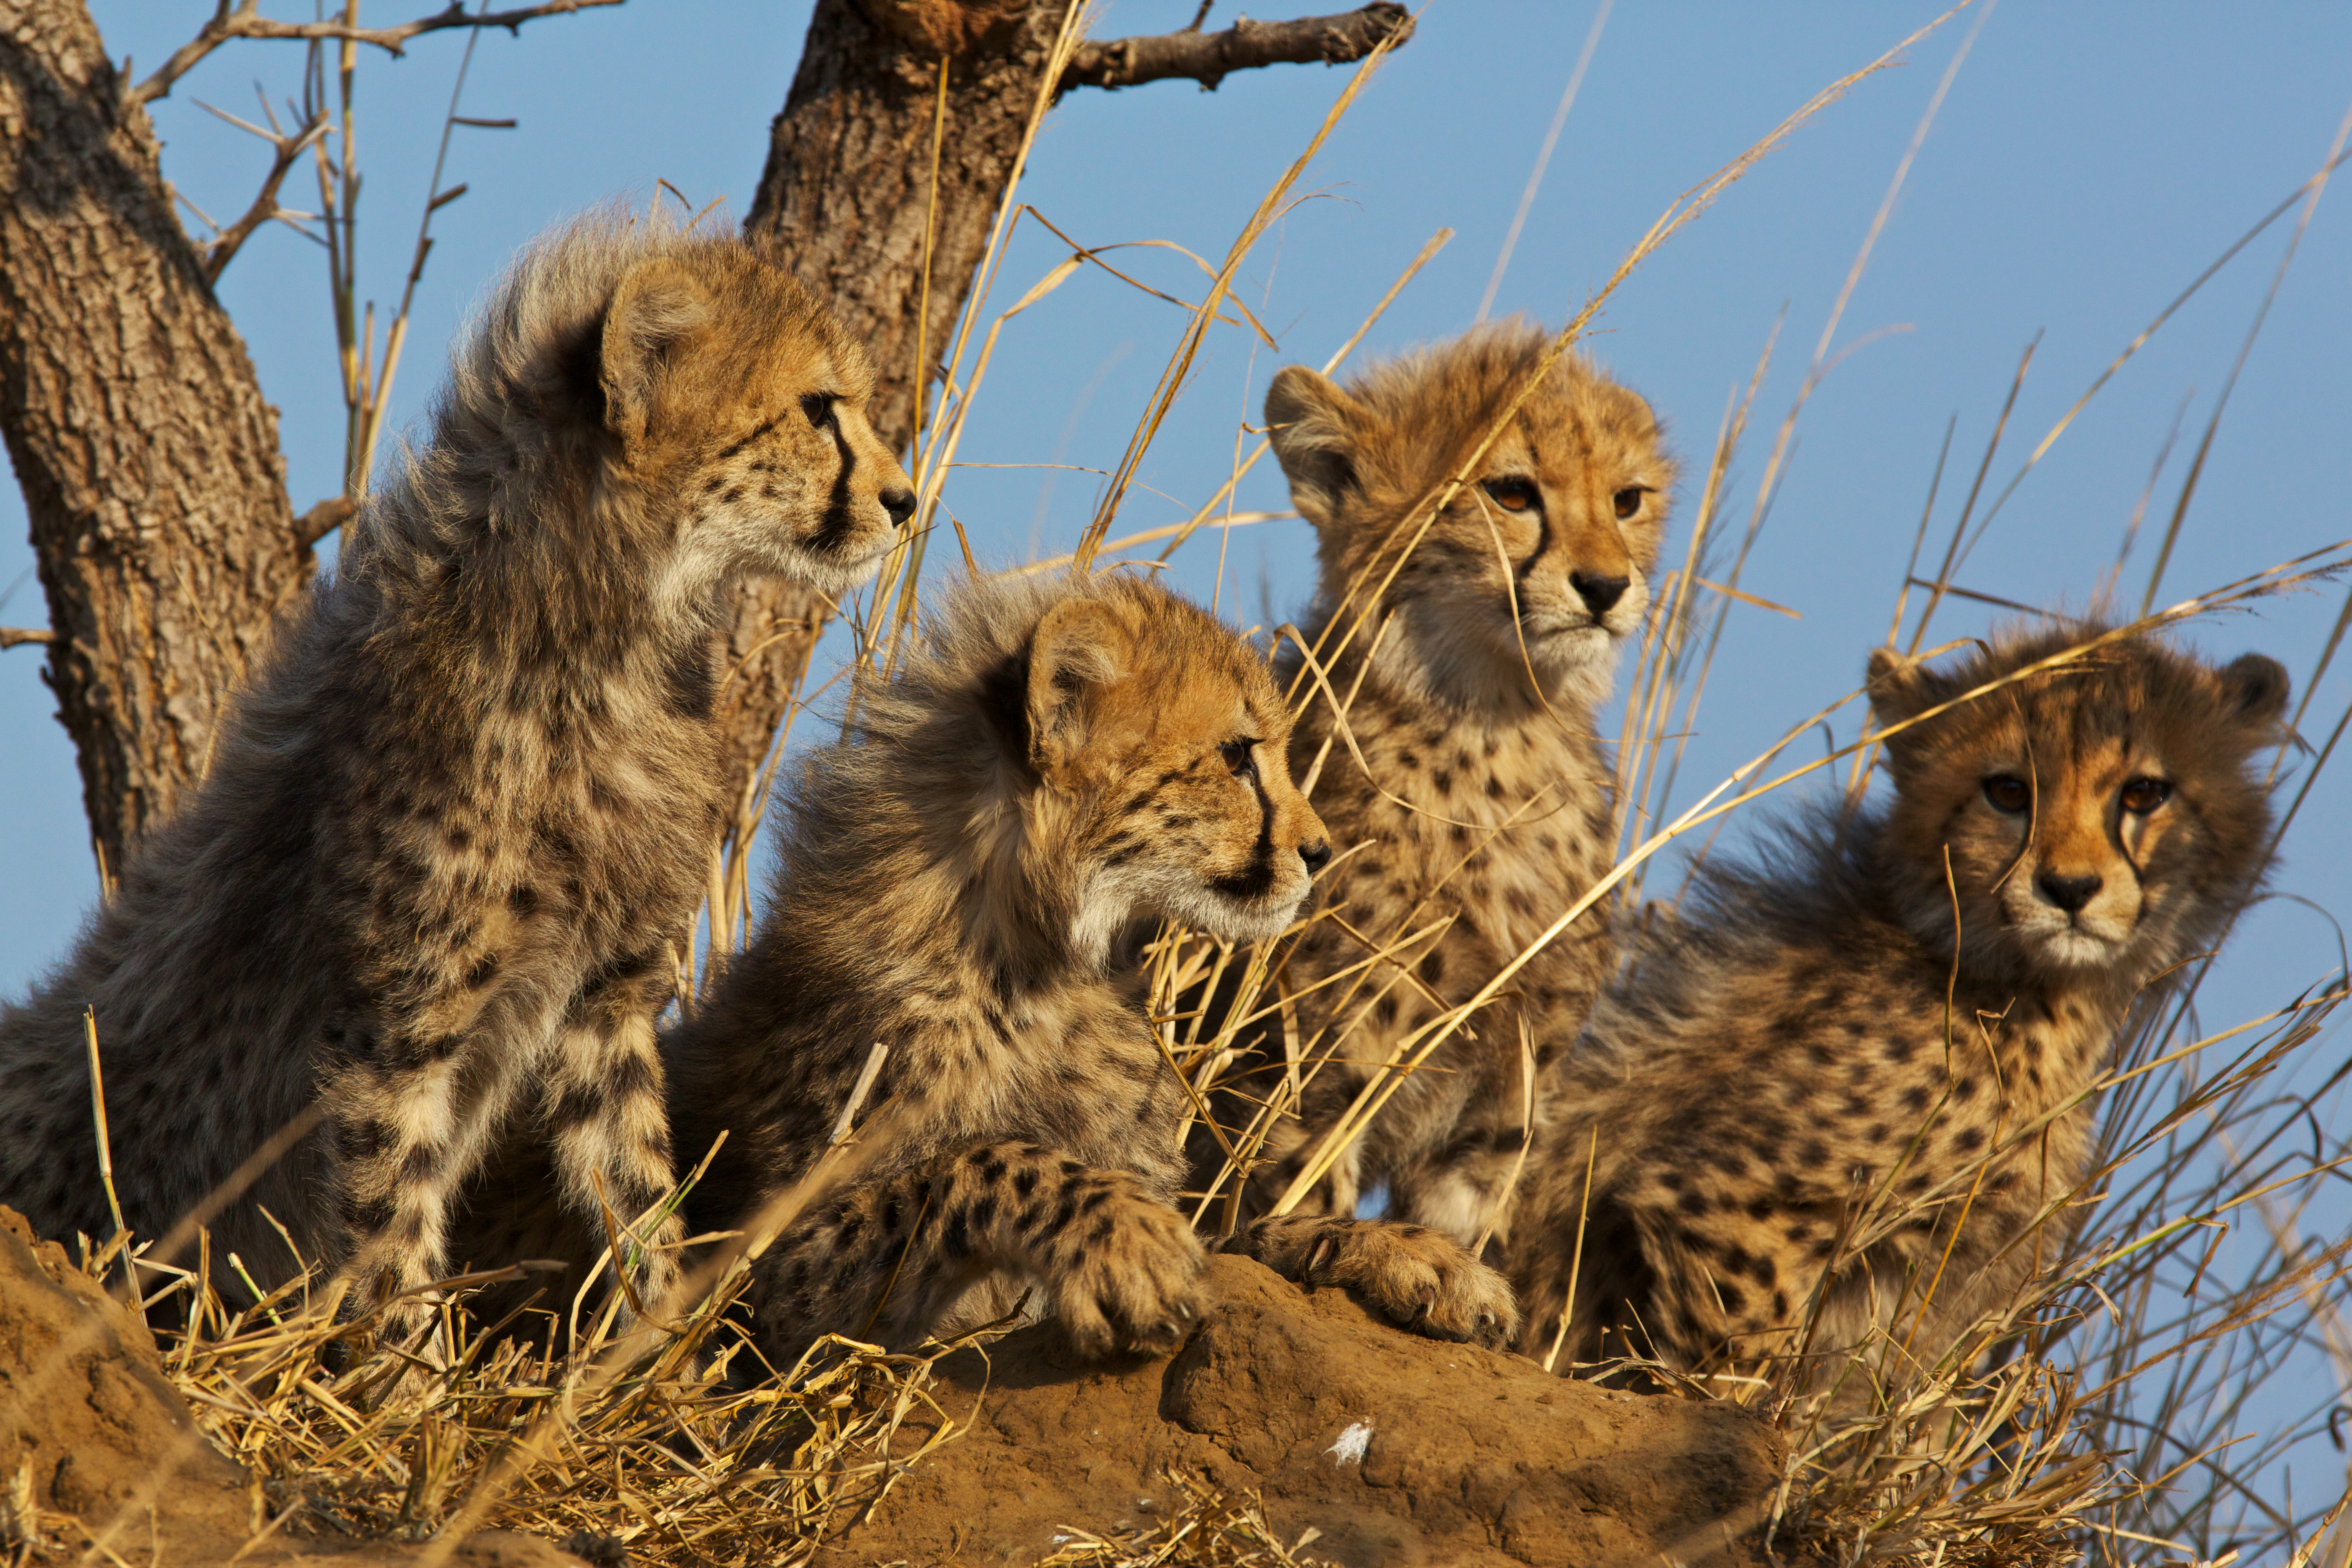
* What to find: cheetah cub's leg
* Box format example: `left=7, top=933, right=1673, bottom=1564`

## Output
left=1221, top=1215, right=1519, bottom=1348
left=1384, top=1072, right=1541, bottom=1249
left=1234, top=1069, right=1366, bottom=1227
left=751, top=1142, right=1205, bottom=1361
left=539, top=992, right=687, bottom=1320
left=329, top=1044, right=525, bottom=1343
left=1620, top=1192, right=1811, bottom=1371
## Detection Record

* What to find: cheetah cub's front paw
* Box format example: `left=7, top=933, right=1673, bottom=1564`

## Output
left=1224, top=1216, right=1521, bottom=1348
left=1045, top=1179, right=1208, bottom=1358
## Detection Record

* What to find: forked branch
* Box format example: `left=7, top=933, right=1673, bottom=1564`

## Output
left=187, top=100, right=330, bottom=282
left=127, top=0, right=625, bottom=109
left=1060, top=2, right=1412, bottom=96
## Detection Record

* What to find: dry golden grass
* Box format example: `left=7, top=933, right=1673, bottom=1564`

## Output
left=1029, top=1473, right=1337, bottom=1568
left=102, top=1208, right=978, bottom=1566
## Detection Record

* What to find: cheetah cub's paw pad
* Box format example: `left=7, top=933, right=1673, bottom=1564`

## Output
left=1227, top=1216, right=1522, bottom=1348
left=1049, top=1184, right=1208, bottom=1358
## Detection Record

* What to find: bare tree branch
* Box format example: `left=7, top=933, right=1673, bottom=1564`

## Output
left=128, top=0, right=626, bottom=109
left=189, top=99, right=329, bottom=281
left=0, top=627, right=56, bottom=649
left=1058, top=1, right=1411, bottom=96
left=294, top=495, right=356, bottom=548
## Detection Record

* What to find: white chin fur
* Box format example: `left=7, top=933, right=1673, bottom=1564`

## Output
left=658, top=514, right=895, bottom=616
left=1186, top=887, right=1311, bottom=945
left=2028, top=925, right=2124, bottom=969
left=1075, top=864, right=1310, bottom=966
left=1524, top=626, right=1621, bottom=710
left=1380, top=601, right=1626, bottom=712
left=772, top=530, right=895, bottom=595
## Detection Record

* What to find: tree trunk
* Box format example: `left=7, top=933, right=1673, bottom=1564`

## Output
left=724, top=0, right=1413, bottom=808
left=0, top=0, right=308, bottom=874
left=721, top=0, right=1054, bottom=806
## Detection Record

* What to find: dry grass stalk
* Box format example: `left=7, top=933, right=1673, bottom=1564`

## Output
left=122, top=1194, right=987, bottom=1568
left=1031, top=1471, right=1334, bottom=1567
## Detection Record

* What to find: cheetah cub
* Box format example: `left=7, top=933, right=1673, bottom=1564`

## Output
left=1508, top=627, right=2286, bottom=1389
left=1203, top=322, right=1673, bottom=1247
left=664, top=570, right=1518, bottom=1363
left=0, top=211, right=913, bottom=1325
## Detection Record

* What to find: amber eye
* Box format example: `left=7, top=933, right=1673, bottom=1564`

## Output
left=2120, top=777, right=2171, bottom=815
left=799, top=392, right=838, bottom=430
left=1219, top=739, right=1259, bottom=781
left=1613, top=486, right=1645, bottom=520
left=1982, top=775, right=2031, bottom=814
left=1482, top=478, right=1538, bottom=513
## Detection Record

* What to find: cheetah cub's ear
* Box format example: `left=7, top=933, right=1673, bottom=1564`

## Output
left=1265, top=365, right=1366, bottom=530
left=1865, top=644, right=1952, bottom=768
left=1027, top=596, right=1135, bottom=778
left=2220, top=652, right=2291, bottom=730
left=600, top=255, right=715, bottom=449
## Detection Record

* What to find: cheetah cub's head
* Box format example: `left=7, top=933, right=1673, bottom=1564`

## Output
left=1868, top=628, right=2288, bottom=984
left=1265, top=321, right=1674, bottom=710
left=566, top=229, right=913, bottom=599
left=989, top=574, right=1330, bottom=962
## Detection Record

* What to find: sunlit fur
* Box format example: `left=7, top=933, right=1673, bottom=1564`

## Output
left=0, top=209, right=911, bottom=1323
left=1508, top=627, right=2287, bottom=1389
left=663, top=570, right=1516, bottom=1361
left=1267, top=320, right=1674, bottom=714
left=1869, top=632, right=2283, bottom=988
left=1201, top=323, right=1674, bottom=1247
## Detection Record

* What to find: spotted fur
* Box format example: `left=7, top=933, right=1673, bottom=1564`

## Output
left=1508, top=627, right=2287, bottom=1388
left=1196, top=323, right=1673, bottom=1248
left=664, top=570, right=1517, bottom=1362
left=0, top=209, right=913, bottom=1326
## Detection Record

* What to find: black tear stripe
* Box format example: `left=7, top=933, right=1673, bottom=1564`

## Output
left=1514, top=512, right=1557, bottom=590
left=1508, top=417, right=1554, bottom=584
left=1207, top=770, right=1279, bottom=900
left=806, top=421, right=861, bottom=555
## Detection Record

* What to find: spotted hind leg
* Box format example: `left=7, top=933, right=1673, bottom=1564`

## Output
left=541, top=1001, right=686, bottom=1323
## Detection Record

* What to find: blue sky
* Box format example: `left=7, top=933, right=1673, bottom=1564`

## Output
left=5, top=0, right=2350, bottom=1542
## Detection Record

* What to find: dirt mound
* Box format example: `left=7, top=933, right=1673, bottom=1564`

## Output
left=0, top=1207, right=583, bottom=1567
left=3, top=1208, right=1783, bottom=1566
left=839, top=1254, right=1785, bottom=1566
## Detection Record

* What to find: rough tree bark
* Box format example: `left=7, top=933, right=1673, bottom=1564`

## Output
left=721, top=0, right=1414, bottom=807
left=0, top=0, right=310, bottom=873
left=0, top=0, right=1412, bottom=868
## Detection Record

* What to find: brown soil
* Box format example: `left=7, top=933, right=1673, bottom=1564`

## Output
left=2, top=1208, right=1785, bottom=1566
left=835, top=1254, right=1786, bottom=1566
left=0, top=1206, right=584, bottom=1567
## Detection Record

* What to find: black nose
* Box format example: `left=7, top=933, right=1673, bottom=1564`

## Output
left=1298, top=840, right=1332, bottom=875
left=1570, top=572, right=1630, bottom=616
left=880, top=488, right=917, bottom=527
left=2036, top=871, right=2103, bottom=913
